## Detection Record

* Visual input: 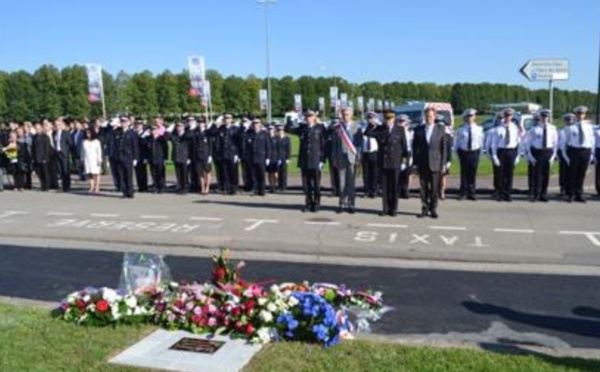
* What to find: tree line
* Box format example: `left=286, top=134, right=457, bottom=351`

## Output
left=0, top=64, right=596, bottom=122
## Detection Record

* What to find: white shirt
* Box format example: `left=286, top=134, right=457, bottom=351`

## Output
left=526, top=123, right=558, bottom=152
left=455, top=123, right=484, bottom=151
left=425, top=123, right=434, bottom=144
left=492, top=122, right=521, bottom=157
left=594, top=125, right=600, bottom=149
left=565, top=121, right=596, bottom=149
left=558, top=126, right=572, bottom=151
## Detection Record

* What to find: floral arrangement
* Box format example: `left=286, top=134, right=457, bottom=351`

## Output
left=57, top=249, right=390, bottom=347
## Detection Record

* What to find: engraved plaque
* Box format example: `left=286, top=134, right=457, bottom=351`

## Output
left=169, top=338, right=225, bottom=354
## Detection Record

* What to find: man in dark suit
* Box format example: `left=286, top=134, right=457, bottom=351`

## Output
left=114, top=116, right=139, bottom=198
left=412, top=107, right=448, bottom=219
left=53, top=119, right=73, bottom=192
left=169, top=122, right=191, bottom=194
left=133, top=119, right=150, bottom=192
left=210, top=113, right=241, bottom=195
left=276, top=124, right=291, bottom=192
left=246, top=119, right=271, bottom=196
left=32, top=122, right=53, bottom=191
left=361, top=113, right=380, bottom=198
left=286, top=110, right=326, bottom=212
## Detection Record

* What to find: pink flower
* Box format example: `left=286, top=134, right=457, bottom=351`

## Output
left=193, top=307, right=202, bottom=316
left=208, top=304, right=217, bottom=314
left=185, top=302, right=195, bottom=311
left=207, top=317, right=217, bottom=327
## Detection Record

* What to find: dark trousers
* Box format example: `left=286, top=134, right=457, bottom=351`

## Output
left=214, top=159, right=225, bottom=192
left=174, top=162, right=188, bottom=192
left=419, top=168, right=440, bottom=213
left=558, top=150, right=569, bottom=194
left=596, top=149, right=600, bottom=196
left=362, top=152, right=379, bottom=197
left=492, top=164, right=501, bottom=195
left=302, top=169, right=321, bottom=208
left=56, top=153, right=71, bottom=191
left=458, top=150, right=480, bottom=196
left=135, top=162, right=148, bottom=192
left=116, top=160, right=134, bottom=198
left=251, top=162, right=266, bottom=195
left=37, top=162, right=50, bottom=191
left=567, top=147, right=591, bottom=199
left=382, top=169, right=399, bottom=215
left=242, top=162, right=253, bottom=192
left=25, top=169, right=32, bottom=189
left=278, top=162, right=288, bottom=191
left=13, top=167, right=25, bottom=189
left=49, top=154, right=59, bottom=189
left=329, top=162, right=340, bottom=196
left=109, top=157, right=122, bottom=191
left=222, top=158, right=239, bottom=194
left=338, top=162, right=357, bottom=208
left=189, top=165, right=199, bottom=192
left=531, top=148, right=553, bottom=200
left=497, top=148, right=517, bottom=198
left=398, top=167, right=410, bottom=198
left=150, top=163, right=166, bottom=192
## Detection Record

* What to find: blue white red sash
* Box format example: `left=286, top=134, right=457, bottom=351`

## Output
left=335, top=122, right=357, bottom=156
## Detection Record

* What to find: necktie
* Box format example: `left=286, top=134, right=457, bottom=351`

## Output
left=467, top=126, right=473, bottom=151
left=542, top=125, right=547, bottom=149
left=505, top=125, right=511, bottom=148
left=57, top=131, right=61, bottom=152
left=578, top=124, right=585, bottom=146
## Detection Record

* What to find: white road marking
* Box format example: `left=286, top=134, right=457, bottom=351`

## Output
left=367, top=223, right=408, bottom=229
left=430, top=226, right=467, bottom=231
left=494, top=228, right=535, bottom=234
left=140, top=215, right=169, bottom=219
left=0, top=211, right=29, bottom=219
left=305, top=221, right=341, bottom=226
left=244, top=219, right=278, bottom=231
left=560, top=231, right=600, bottom=246
left=90, top=213, right=120, bottom=218
left=470, top=237, right=490, bottom=247
left=46, top=212, right=74, bottom=216
left=190, top=217, right=223, bottom=222
left=410, top=234, right=430, bottom=245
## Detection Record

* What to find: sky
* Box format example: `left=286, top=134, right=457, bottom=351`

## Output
left=1, top=0, right=599, bottom=92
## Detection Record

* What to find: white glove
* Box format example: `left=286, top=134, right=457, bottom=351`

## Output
left=190, top=122, right=198, bottom=131
left=166, top=124, right=175, bottom=133
left=133, top=160, right=138, bottom=167
left=527, top=155, right=537, bottom=166
left=564, top=156, right=570, bottom=166
left=408, top=157, right=413, bottom=167
left=445, top=162, right=451, bottom=171
left=186, top=159, right=191, bottom=165
left=492, top=156, right=500, bottom=167
left=286, top=160, right=289, bottom=165
left=266, top=159, right=270, bottom=166
left=277, top=160, right=282, bottom=167
left=319, top=162, right=324, bottom=171
left=400, top=164, right=407, bottom=172
left=208, top=156, right=213, bottom=164
left=549, top=155, right=556, bottom=164
left=514, top=156, right=520, bottom=166
left=233, top=155, right=239, bottom=164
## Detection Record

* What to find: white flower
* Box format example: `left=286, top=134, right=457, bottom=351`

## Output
left=83, top=295, right=90, bottom=303
left=256, top=327, right=275, bottom=343
left=102, top=288, right=119, bottom=303
left=288, top=296, right=299, bottom=307
left=259, top=310, right=273, bottom=323
left=125, top=296, right=137, bottom=308
left=266, top=303, right=277, bottom=313
left=257, top=298, right=268, bottom=306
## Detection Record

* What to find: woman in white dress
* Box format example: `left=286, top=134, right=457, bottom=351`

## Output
left=82, top=129, right=103, bottom=193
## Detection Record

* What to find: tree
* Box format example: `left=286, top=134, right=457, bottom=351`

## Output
left=222, top=75, right=247, bottom=114
left=0, top=71, right=8, bottom=121
left=60, top=65, right=89, bottom=119
left=113, top=70, right=132, bottom=115
left=126, top=71, right=158, bottom=117
left=206, top=69, right=225, bottom=113
left=156, top=70, right=181, bottom=115
left=449, top=83, right=464, bottom=113
left=34, top=65, right=63, bottom=120
left=6, top=71, right=38, bottom=122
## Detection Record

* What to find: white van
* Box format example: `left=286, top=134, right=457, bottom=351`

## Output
left=394, top=101, right=454, bottom=128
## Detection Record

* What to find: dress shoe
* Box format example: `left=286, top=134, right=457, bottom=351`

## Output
left=575, top=197, right=586, bottom=203
left=468, top=195, right=477, bottom=201
left=529, top=197, right=537, bottom=203
left=379, top=212, right=386, bottom=217
left=505, top=196, right=513, bottom=202
left=430, top=210, right=439, bottom=219
left=336, top=207, right=343, bottom=214
left=348, top=207, right=355, bottom=214
left=539, top=197, right=549, bottom=202
left=457, top=194, right=465, bottom=201
left=417, top=210, right=428, bottom=219
left=388, top=211, right=396, bottom=217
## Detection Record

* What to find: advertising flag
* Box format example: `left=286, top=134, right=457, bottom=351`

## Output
left=85, top=63, right=103, bottom=104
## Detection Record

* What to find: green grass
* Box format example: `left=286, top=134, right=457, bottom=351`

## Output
left=0, top=303, right=155, bottom=372
left=245, top=340, right=600, bottom=372
left=2, top=302, right=599, bottom=372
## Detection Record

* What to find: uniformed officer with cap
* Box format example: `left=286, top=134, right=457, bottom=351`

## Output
left=558, top=113, right=576, bottom=196
left=374, top=110, right=409, bottom=216
left=455, top=109, right=484, bottom=200
left=276, top=124, right=291, bottom=192
left=169, top=121, right=192, bottom=194
left=396, top=114, right=413, bottom=199
left=286, top=109, right=326, bottom=212
left=267, top=124, right=280, bottom=193
left=361, top=112, right=381, bottom=198
left=563, top=106, right=596, bottom=202
left=133, top=117, right=150, bottom=192
left=147, top=123, right=168, bottom=194
left=247, top=119, right=271, bottom=196
left=491, top=108, right=521, bottom=202
left=436, top=114, right=454, bottom=200
left=524, top=109, right=558, bottom=202
left=210, top=113, right=242, bottom=195
left=113, top=115, right=139, bottom=198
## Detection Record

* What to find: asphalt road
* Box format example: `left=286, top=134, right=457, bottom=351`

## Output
left=1, top=243, right=600, bottom=352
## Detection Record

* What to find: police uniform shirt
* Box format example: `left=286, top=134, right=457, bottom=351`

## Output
left=455, top=124, right=484, bottom=151
left=558, top=126, right=572, bottom=150
left=492, top=123, right=520, bottom=152
left=527, top=123, right=558, bottom=151
left=594, top=125, right=600, bottom=149
left=566, top=122, right=596, bottom=149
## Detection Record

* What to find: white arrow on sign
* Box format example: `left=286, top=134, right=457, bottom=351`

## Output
left=520, top=60, right=569, bottom=82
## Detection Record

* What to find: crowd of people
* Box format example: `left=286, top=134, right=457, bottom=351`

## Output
left=0, top=105, right=598, bottom=219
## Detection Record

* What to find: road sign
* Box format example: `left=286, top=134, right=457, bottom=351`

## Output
left=520, top=60, right=569, bottom=82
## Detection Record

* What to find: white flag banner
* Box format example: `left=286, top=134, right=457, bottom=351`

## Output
left=384, top=101, right=390, bottom=110
left=318, top=97, right=325, bottom=112
left=259, top=89, right=268, bottom=111
left=329, top=86, right=338, bottom=108
left=294, top=94, right=302, bottom=113
left=367, top=98, right=375, bottom=112
left=187, top=55, right=205, bottom=97
left=86, top=63, right=103, bottom=103
left=201, top=80, right=211, bottom=108
left=357, top=96, right=364, bottom=112
left=340, top=93, right=348, bottom=109
left=391, top=101, right=395, bottom=109
left=377, top=100, right=383, bottom=111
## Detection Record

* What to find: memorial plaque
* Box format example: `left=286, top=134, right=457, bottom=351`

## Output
left=170, top=338, right=225, bottom=354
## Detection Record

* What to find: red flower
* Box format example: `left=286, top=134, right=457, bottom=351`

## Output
left=235, top=321, right=243, bottom=330
left=245, top=323, right=255, bottom=335
left=174, top=300, right=184, bottom=309
left=96, top=300, right=109, bottom=313
left=245, top=299, right=255, bottom=312
left=76, top=300, right=86, bottom=310
left=214, top=267, right=227, bottom=281
left=232, top=307, right=242, bottom=317
left=191, top=315, right=203, bottom=325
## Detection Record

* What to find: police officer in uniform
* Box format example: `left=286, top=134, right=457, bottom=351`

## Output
left=147, top=124, right=168, bottom=194
left=276, top=124, right=291, bottom=192
left=325, top=118, right=341, bottom=197
left=491, top=108, right=521, bottom=202
left=247, top=119, right=271, bottom=196
left=170, top=121, right=191, bottom=194
left=211, top=113, right=241, bottom=195
left=558, top=113, right=575, bottom=197
left=286, top=110, right=326, bottom=212
left=191, top=120, right=213, bottom=195
left=267, top=124, right=280, bottom=193
left=361, top=112, right=380, bottom=198
left=524, top=109, right=557, bottom=202
left=455, top=109, right=484, bottom=200
left=114, top=116, right=139, bottom=198
left=133, top=118, right=150, bottom=192
left=397, top=115, right=413, bottom=199
left=563, top=106, right=596, bottom=202
left=375, top=111, right=408, bottom=216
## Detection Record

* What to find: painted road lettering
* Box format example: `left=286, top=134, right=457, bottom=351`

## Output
left=354, top=231, right=490, bottom=248
left=46, top=219, right=199, bottom=234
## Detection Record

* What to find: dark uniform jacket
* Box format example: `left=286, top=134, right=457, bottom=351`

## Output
left=32, top=133, right=52, bottom=164
left=278, top=136, right=291, bottom=162
left=412, top=124, right=448, bottom=173
left=191, top=129, right=212, bottom=163
left=113, top=128, right=140, bottom=163
left=146, top=135, right=168, bottom=166
left=286, top=122, right=325, bottom=171
left=53, top=130, right=72, bottom=158
left=210, top=125, right=241, bottom=161
left=169, top=131, right=190, bottom=164
left=375, top=125, right=408, bottom=170
left=246, top=130, right=272, bottom=165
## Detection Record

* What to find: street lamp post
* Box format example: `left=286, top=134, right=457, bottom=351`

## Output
left=258, top=0, right=276, bottom=124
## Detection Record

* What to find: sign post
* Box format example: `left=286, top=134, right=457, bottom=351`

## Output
left=520, top=59, right=569, bottom=120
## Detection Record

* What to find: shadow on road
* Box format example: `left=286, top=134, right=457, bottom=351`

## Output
left=573, top=306, right=600, bottom=320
